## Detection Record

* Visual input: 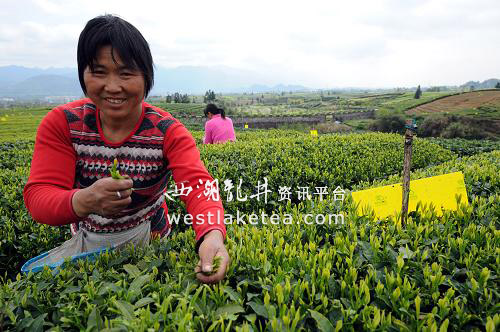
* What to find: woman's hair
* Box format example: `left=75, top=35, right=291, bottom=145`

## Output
left=204, top=103, right=226, bottom=119
left=77, top=14, right=154, bottom=98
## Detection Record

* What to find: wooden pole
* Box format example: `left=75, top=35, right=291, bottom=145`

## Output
left=401, top=119, right=416, bottom=227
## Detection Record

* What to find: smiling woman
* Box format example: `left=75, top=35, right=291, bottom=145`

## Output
left=22, top=14, right=229, bottom=284
left=83, top=46, right=146, bottom=142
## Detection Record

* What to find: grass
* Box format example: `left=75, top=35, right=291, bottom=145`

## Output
left=376, top=92, right=454, bottom=115
left=0, top=107, right=51, bottom=142
left=447, top=104, right=500, bottom=119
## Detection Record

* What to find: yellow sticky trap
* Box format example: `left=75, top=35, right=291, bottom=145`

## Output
left=310, top=130, right=318, bottom=137
left=351, top=172, right=468, bottom=219
left=244, top=124, right=248, bottom=129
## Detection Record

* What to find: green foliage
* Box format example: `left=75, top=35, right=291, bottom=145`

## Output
left=0, top=190, right=498, bottom=330
left=354, top=151, right=500, bottom=200
left=0, top=133, right=454, bottom=277
left=368, top=115, right=406, bottom=134
left=204, top=90, right=216, bottom=103
left=376, top=92, right=453, bottom=115
left=0, top=130, right=498, bottom=331
left=190, top=133, right=454, bottom=217
left=418, top=115, right=488, bottom=139
left=0, top=142, right=71, bottom=277
left=110, top=158, right=126, bottom=180
left=425, top=137, right=500, bottom=156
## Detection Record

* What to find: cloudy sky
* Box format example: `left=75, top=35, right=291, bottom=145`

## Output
left=1, top=0, right=499, bottom=88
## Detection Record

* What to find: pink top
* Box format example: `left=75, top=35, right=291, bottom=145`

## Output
left=203, top=114, right=236, bottom=144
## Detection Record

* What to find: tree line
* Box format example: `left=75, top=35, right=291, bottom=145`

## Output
left=165, top=90, right=218, bottom=104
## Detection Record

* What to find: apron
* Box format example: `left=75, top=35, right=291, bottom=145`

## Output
left=22, top=221, right=151, bottom=272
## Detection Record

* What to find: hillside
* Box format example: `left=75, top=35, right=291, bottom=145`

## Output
left=406, top=90, right=500, bottom=117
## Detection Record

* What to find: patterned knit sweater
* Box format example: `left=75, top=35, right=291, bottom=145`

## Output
left=23, top=98, right=226, bottom=243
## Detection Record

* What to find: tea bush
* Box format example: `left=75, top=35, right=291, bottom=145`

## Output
left=0, top=193, right=498, bottom=331
left=0, top=133, right=498, bottom=331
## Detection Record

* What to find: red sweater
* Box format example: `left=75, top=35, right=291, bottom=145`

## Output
left=23, top=99, right=226, bottom=244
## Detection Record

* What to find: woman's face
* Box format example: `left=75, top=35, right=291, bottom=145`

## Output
left=83, top=45, right=145, bottom=121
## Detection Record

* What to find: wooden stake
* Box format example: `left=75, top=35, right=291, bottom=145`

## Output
left=401, top=120, right=416, bottom=227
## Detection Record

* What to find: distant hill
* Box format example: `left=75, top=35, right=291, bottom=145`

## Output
left=0, top=74, right=82, bottom=97
left=460, top=78, right=500, bottom=90
left=0, top=65, right=309, bottom=97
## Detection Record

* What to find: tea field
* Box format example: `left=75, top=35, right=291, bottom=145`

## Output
left=0, top=126, right=499, bottom=330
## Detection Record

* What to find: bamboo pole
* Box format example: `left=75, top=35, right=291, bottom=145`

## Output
left=401, top=119, right=417, bottom=227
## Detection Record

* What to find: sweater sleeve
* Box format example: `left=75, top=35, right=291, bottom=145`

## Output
left=163, top=121, right=226, bottom=243
left=23, top=108, right=82, bottom=226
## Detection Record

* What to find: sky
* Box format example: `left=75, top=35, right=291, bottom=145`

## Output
left=1, top=0, right=499, bottom=89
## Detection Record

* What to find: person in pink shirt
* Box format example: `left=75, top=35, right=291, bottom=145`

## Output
left=203, top=104, right=236, bottom=144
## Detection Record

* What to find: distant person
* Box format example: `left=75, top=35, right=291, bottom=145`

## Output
left=203, top=104, right=236, bottom=144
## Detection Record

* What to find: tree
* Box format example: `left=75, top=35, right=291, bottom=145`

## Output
left=173, top=92, right=181, bottom=103
left=204, top=90, right=216, bottom=103
left=414, top=85, right=422, bottom=99
left=368, top=115, right=406, bottom=134
left=495, top=82, right=500, bottom=89
left=166, top=95, right=172, bottom=103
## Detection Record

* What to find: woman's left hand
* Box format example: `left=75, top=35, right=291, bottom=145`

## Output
left=195, top=230, right=230, bottom=284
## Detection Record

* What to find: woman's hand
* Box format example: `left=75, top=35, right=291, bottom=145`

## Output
left=195, top=230, right=230, bottom=284
left=72, top=177, right=134, bottom=218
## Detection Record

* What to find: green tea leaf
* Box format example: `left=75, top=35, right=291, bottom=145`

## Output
left=129, top=274, right=150, bottom=294
left=61, top=285, right=81, bottom=295
left=248, top=301, right=268, bottom=319
left=87, top=307, right=104, bottom=331
left=113, top=300, right=135, bottom=320
left=123, top=264, right=141, bottom=278
left=135, top=297, right=155, bottom=308
left=309, top=310, right=334, bottom=332
left=30, top=313, right=47, bottom=332
left=223, top=285, right=243, bottom=303
left=215, top=303, right=245, bottom=318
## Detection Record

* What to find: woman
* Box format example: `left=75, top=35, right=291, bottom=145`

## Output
left=22, top=15, right=229, bottom=283
left=203, top=104, right=236, bottom=144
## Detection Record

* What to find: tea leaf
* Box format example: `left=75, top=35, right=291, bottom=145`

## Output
left=215, top=303, right=245, bottom=318
left=123, top=264, right=141, bottom=278
left=309, top=309, right=334, bottom=332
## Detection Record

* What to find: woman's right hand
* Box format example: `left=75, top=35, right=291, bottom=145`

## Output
left=71, top=177, right=134, bottom=218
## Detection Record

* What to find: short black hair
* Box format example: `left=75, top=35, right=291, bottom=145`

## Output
left=77, top=14, right=154, bottom=98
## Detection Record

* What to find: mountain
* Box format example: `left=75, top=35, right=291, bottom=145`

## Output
left=0, top=66, right=75, bottom=84
left=0, top=65, right=309, bottom=97
left=0, top=74, right=82, bottom=97
left=460, top=78, right=500, bottom=90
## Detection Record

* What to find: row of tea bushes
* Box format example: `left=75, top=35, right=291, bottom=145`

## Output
left=0, top=133, right=454, bottom=276
left=353, top=150, right=500, bottom=200
left=423, top=137, right=500, bottom=157
left=0, top=150, right=70, bottom=278
left=194, top=133, right=455, bottom=216
left=0, top=190, right=498, bottom=331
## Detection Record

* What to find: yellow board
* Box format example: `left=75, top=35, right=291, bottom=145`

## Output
left=351, top=172, right=468, bottom=219
left=310, top=130, right=318, bottom=137
left=244, top=124, right=249, bottom=129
